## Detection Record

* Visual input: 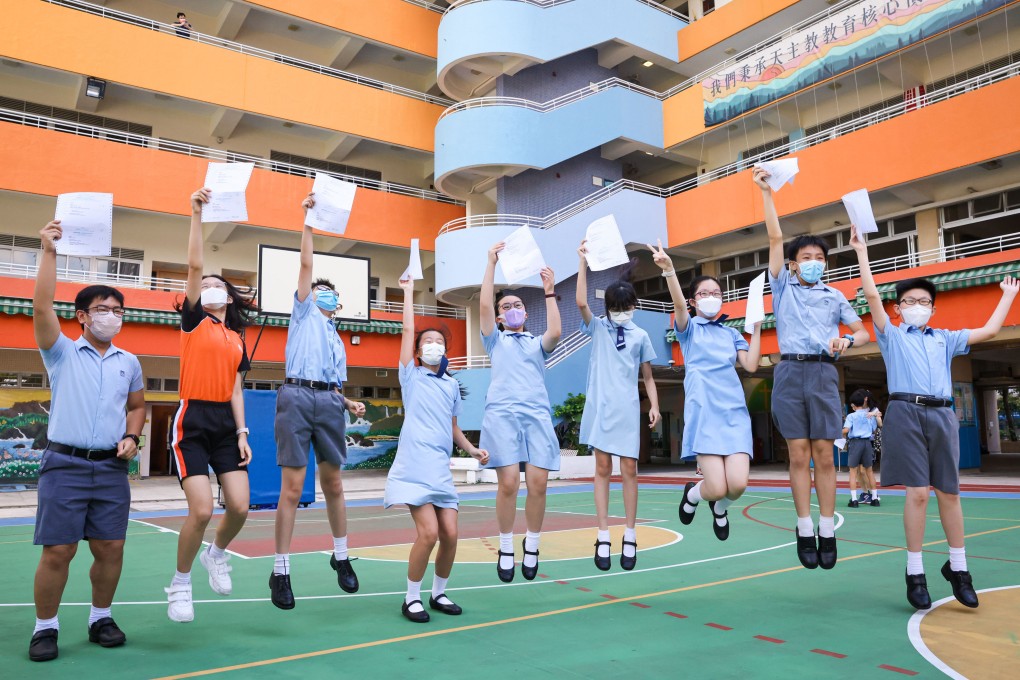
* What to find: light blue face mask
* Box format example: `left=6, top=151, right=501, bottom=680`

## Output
left=315, top=289, right=338, bottom=311
left=797, top=260, right=825, bottom=284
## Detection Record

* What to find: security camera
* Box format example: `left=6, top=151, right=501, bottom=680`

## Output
left=668, top=359, right=675, bottom=366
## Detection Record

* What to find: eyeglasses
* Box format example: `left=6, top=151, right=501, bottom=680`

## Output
left=694, top=291, right=722, bottom=299
left=88, top=305, right=125, bottom=317
left=898, top=297, right=933, bottom=307
left=498, top=302, right=525, bottom=311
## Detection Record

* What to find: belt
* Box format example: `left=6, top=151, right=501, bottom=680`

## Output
left=285, top=377, right=339, bottom=391
left=780, top=353, right=836, bottom=363
left=890, top=392, right=953, bottom=408
left=47, top=441, right=118, bottom=461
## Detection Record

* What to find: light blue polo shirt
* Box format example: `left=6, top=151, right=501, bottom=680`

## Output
left=284, top=292, right=347, bottom=385
left=843, top=409, right=877, bottom=439
left=40, top=334, right=144, bottom=450
left=769, top=267, right=861, bottom=355
left=875, top=322, right=969, bottom=399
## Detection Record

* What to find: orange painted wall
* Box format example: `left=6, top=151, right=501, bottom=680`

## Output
left=679, top=0, right=800, bottom=61
left=6, top=2, right=441, bottom=152
left=245, top=0, right=440, bottom=58
left=663, top=86, right=710, bottom=150
left=666, top=77, right=1020, bottom=246
left=0, top=123, right=463, bottom=250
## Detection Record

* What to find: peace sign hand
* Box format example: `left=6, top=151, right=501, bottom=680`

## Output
left=647, top=239, right=673, bottom=271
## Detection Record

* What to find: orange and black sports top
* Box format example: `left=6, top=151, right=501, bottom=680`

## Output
left=179, top=298, right=250, bottom=402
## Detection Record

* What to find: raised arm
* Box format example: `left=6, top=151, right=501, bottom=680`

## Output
left=576, top=240, right=593, bottom=325
left=479, top=242, right=503, bottom=337
left=641, top=363, right=660, bottom=429
left=33, top=221, right=63, bottom=351
left=541, top=267, right=561, bottom=353
left=738, top=322, right=763, bottom=373
left=649, top=240, right=689, bottom=331
left=186, top=188, right=210, bottom=307
left=967, top=275, right=1019, bottom=345
left=297, top=192, right=315, bottom=302
left=398, top=276, right=415, bottom=366
left=754, top=168, right=785, bottom=278
left=848, top=224, right=889, bottom=333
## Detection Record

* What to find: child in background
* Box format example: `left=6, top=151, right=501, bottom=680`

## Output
left=843, top=389, right=881, bottom=508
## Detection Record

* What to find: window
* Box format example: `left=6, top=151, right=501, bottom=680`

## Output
left=942, top=201, right=969, bottom=224
left=269, top=151, right=382, bottom=183
left=19, top=374, right=45, bottom=388
left=164, top=378, right=179, bottom=392
left=376, top=387, right=392, bottom=399
left=973, top=194, right=1003, bottom=217
left=0, top=374, right=21, bottom=388
left=146, top=377, right=162, bottom=391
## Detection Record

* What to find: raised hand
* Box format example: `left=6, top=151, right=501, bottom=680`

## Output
left=848, top=224, right=867, bottom=252
left=190, top=188, right=211, bottom=214
left=1001, top=274, right=1019, bottom=296
left=647, top=239, right=673, bottom=271
left=301, top=192, right=315, bottom=212
left=398, top=276, right=414, bottom=291
left=39, top=220, right=62, bottom=253
left=488, top=242, right=505, bottom=265
left=540, top=267, right=555, bottom=294
left=578, top=239, right=588, bottom=263
left=752, top=167, right=772, bottom=192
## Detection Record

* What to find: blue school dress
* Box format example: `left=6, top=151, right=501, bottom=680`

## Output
left=384, top=361, right=462, bottom=509
left=578, top=316, right=656, bottom=458
left=479, top=329, right=561, bottom=471
left=676, top=316, right=753, bottom=460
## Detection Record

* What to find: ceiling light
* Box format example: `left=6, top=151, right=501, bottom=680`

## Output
left=282, top=121, right=294, bottom=128
left=393, top=54, right=406, bottom=62
left=644, top=151, right=654, bottom=156
left=642, top=60, right=654, bottom=68
left=287, top=24, right=300, bottom=31
left=827, top=82, right=843, bottom=90
left=723, top=48, right=737, bottom=56
left=85, top=77, right=106, bottom=99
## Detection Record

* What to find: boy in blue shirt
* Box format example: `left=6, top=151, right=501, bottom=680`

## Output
left=850, top=224, right=1018, bottom=610
left=842, top=389, right=881, bottom=508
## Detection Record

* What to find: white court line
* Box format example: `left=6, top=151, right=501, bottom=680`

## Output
left=128, top=519, right=251, bottom=560
left=742, top=494, right=846, bottom=531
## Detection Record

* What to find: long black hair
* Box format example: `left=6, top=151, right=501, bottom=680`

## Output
left=175, top=274, right=259, bottom=333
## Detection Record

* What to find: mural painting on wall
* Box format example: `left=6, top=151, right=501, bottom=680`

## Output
left=0, top=390, right=50, bottom=483
left=342, top=398, right=403, bottom=470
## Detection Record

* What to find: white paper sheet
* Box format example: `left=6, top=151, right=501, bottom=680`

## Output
left=498, top=226, right=546, bottom=285
left=201, top=162, right=255, bottom=223
left=54, top=192, right=113, bottom=257
left=841, top=188, right=879, bottom=234
left=305, top=172, right=358, bottom=235
left=401, top=238, right=423, bottom=281
left=584, top=215, right=630, bottom=272
left=744, top=271, right=767, bottom=334
left=754, top=158, right=799, bottom=192
left=834, top=438, right=847, bottom=451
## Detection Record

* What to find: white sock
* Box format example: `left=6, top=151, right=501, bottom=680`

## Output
left=684, top=482, right=702, bottom=514
left=596, top=529, right=611, bottom=558
left=88, top=606, right=111, bottom=627
left=949, top=546, right=967, bottom=572
left=34, top=616, right=59, bottom=634
left=207, top=543, right=226, bottom=560
left=333, top=535, right=348, bottom=561
left=172, top=570, right=191, bottom=586
left=796, top=516, right=814, bottom=538
left=713, top=497, right=733, bottom=526
left=818, top=515, right=835, bottom=539
left=906, top=551, right=924, bottom=575
left=405, top=579, right=424, bottom=612
left=622, top=527, right=637, bottom=558
left=431, top=574, right=452, bottom=604
left=523, top=531, right=540, bottom=569
left=498, top=532, right=514, bottom=570
left=851, top=489, right=858, bottom=501
left=273, top=553, right=290, bottom=576
left=872, top=489, right=879, bottom=499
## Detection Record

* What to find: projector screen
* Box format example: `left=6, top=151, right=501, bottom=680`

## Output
left=257, top=244, right=370, bottom=321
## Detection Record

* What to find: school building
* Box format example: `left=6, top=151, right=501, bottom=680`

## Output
left=1, top=0, right=1019, bottom=480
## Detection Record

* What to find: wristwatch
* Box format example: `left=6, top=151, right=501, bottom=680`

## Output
left=123, top=434, right=140, bottom=446
left=843, top=334, right=855, bottom=347
left=236, top=427, right=250, bottom=436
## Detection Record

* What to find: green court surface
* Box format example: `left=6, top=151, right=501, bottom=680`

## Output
left=2, top=485, right=1018, bottom=679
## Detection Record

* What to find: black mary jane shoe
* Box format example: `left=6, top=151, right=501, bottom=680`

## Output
left=796, top=530, right=819, bottom=570
left=708, top=501, right=730, bottom=541
left=941, top=561, right=979, bottom=608
left=593, top=540, right=612, bottom=571
left=620, top=539, right=637, bottom=571
left=496, top=550, right=515, bottom=583
left=88, top=617, right=126, bottom=647
left=678, top=482, right=698, bottom=525
left=401, top=600, right=430, bottom=623
left=269, top=572, right=295, bottom=610
left=521, top=538, right=539, bottom=581
left=905, top=572, right=932, bottom=610
left=817, top=534, right=837, bottom=570
left=428, top=594, right=463, bottom=616
left=329, top=554, right=360, bottom=593
left=29, top=628, right=58, bottom=662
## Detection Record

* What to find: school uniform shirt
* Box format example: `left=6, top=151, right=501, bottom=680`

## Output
left=676, top=316, right=752, bottom=460
left=179, top=299, right=250, bottom=402
left=578, top=316, right=656, bottom=458
left=875, top=323, right=970, bottom=399
left=768, top=267, right=860, bottom=355
left=40, top=335, right=143, bottom=450
left=284, top=291, right=347, bottom=385
left=384, top=361, right=462, bottom=509
left=843, top=410, right=877, bottom=439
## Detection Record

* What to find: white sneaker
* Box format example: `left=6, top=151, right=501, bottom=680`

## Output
left=200, top=547, right=233, bottom=596
left=165, top=583, right=194, bottom=622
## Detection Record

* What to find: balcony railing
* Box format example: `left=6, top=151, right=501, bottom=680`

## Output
left=447, top=328, right=593, bottom=371
left=445, top=0, right=689, bottom=22
left=369, top=300, right=467, bottom=319
left=439, top=77, right=661, bottom=120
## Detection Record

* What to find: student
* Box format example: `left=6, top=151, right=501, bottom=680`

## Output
left=28, top=221, right=145, bottom=662
left=480, top=241, right=561, bottom=582
left=269, top=192, right=366, bottom=610
left=850, top=224, right=1018, bottom=610
left=576, top=241, right=659, bottom=571
left=843, top=389, right=881, bottom=508
left=385, top=276, right=489, bottom=622
left=755, top=168, right=870, bottom=570
left=165, top=188, right=257, bottom=623
left=172, top=12, right=192, bottom=38
left=651, top=242, right=762, bottom=541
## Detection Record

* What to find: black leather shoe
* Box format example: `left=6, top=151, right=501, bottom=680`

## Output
left=818, top=534, right=837, bottom=570
left=269, top=573, right=295, bottom=610
left=678, top=482, right=697, bottom=525
left=330, top=554, right=359, bottom=593
left=29, top=628, right=58, bottom=662
left=88, top=617, right=126, bottom=647
left=428, top=594, right=462, bottom=615
left=521, top=538, right=539, bottom=581
left=620, top=539, right=637, bottom=571
left=708, top=501, right=729, bottom=541
left=401, top=600, right=430, bottom=623
left=941, top=561, right=979, bottom=608
left=871, top=498, right=881, bottom=507
left=796, top=530, right=819, bottom=569
left=594, top=540, right=612, bottom=571
left=905, top=572, right=932, bottom=610
left=848, top=499, right=859, bottom=508
left=496, top=550, right=515, bottom=582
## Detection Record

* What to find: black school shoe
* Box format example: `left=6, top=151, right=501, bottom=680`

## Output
left=796, top=530, right=819, bottom=569
left=678, top=482, right=698, bottom=525
left=847, top=499, right=859, bottom=508
left=708, top=501, right=729, bottom=541
left=521, top=538, right=539, bottom=581
left=941, top=561, right=979, bottom=608
left=428, top=594, right=463, bottom=615
left=88, top=617, right=126, bottom=647
left=28, top=628, right=58, bottom=662
left=496, top=551, right=515, bottom=582
left=594, top=540, right=612, bottom=571
left=871, top=498, right=881, bottom=507
left=620, top=539, right=637, bottom=571
left=329, top=554, right=360, bottom=593
left=817, top=534, right=837, bottom=570
left=269, top=573, right=295, bottom=610
left=401, top=600, right=430, bottom=623
left=905, top=572, right=932, bottom=610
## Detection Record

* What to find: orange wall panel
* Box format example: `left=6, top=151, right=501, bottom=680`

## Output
left=663, top=86, right=710, bottom=150
left=679, top=0, right=802, bottom=61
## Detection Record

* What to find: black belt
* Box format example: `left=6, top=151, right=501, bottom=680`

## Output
left=47, top=441, right=118, bottom=461
left=890, top=393, right=953, bottom=408
left=780, top=353, right=836, bottom=363
left=285, top=377, right=339, bottom=391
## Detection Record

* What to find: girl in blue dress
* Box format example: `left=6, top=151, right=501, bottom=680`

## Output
left=576, top=241, right=659, bottom=571
left=651, top=242, right=762, bottom=540
left=480, top=241, right=561, bottom=583
left=384, top=276, right=489, bottom=623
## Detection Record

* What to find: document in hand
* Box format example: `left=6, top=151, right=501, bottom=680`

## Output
left=499, top=226, right=546, bottom=285
left=754, top=158, right=799, bottom=192
left=305, top=173, right=358, bottom=235
left=402, top=238, right=424, bottom=281
left=841, top=189, right=879, bottom=234
left=744, top=271, right=767, bottom=334
left=584, top=215, right=630, bottom=271
left=54, top=192, right=113, bottom=257
left=201, top=162, right=255, bottom=223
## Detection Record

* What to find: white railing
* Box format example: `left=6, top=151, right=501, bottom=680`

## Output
left=45, top=0, right=454, bottom=107
left=544, top=329, right=592, bottom=368
left=446, top=355, right=492, bottom=370
left=369, top=300, right=467, bottom=319
left=439, top=77, right=661, bottom=120
left=445, top=0, right=689, bottom=22
left=403, top=0, right=448, bottom=13
left=636, top=298, right=674, bottom=313
left=0, top=107, right=463, bottom=206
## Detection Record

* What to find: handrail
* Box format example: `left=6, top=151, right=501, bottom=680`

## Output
left=45, top=0, right=454, bottom=107
left=403, top=0, right=448, bottom=13
left=439, top=77, right=661, bottom=120
left=445, top=0, right=689, bottom=23
left=369, top=300, right=467, bottom=319
left=447, top=329, right=593, bottom=370
left=0, top=107, right=463, bottom=205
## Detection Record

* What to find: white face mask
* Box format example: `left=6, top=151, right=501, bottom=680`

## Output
left=420, top=342, right=446, bottom=366
left=201, top=286, right=229, bottom=309
left=900, top=305, right=932, bottom=328
left=696, top=296, right=722, bottom=317
left=609, top=310, right=634, bottom=325
left=86, top=311, right=122, bottom=342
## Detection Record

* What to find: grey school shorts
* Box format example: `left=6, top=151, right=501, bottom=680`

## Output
left=847, top=439, right=875, bottom=468
left=275, top=383, right=348, bottom=467
left=880, top=400, right=960, bottom=494
left=771, top=360, right=843, bottom=440
left=34, top=449, right=131, bottom=545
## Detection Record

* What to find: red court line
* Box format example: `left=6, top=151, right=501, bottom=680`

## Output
left=664, top=612, right=688, bottom=619
left=555, top=580, right=569, bottom=585
left=705, top=623, right=732, bottom=631
left=754, top=635, right=785, bottom=644
left=632, top=476, right=1020, bottom=492
left=879, top=664, right=918, bottom=676
left=811, top=649, right=847, bottom=659
left=600, top=594, right=618, bottom=600
left=576, top=587, right=592, bottom=592
left=538, top=574, right=549, bottom=579
left=630, top=603, right=651, bottom=609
